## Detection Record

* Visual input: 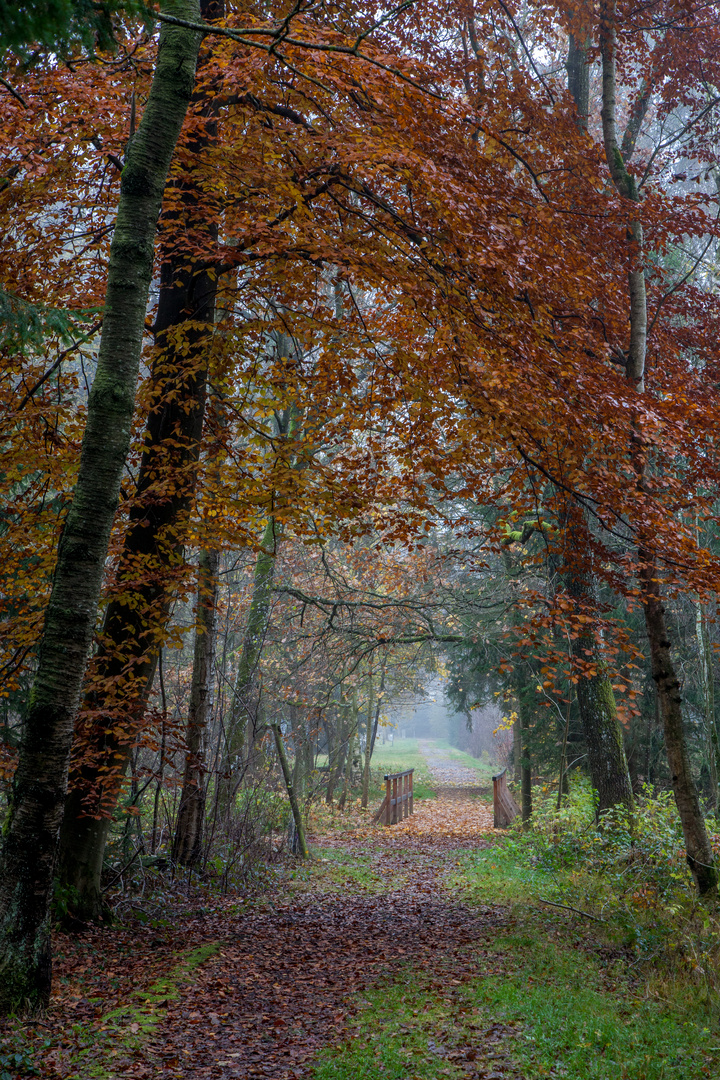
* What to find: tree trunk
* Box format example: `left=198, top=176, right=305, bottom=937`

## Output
left=566, top=32, right=590, bottom=132
left=600, top=0, right=717, bottom=894
left=556, top=699, right=572, bottom=811
left=325, top=705, right=348, bottom=806
left=362, top=660, right=385, bottom=808
left=563, top=36, right=634, bottom=818
left=696, top=602, right=720, bottom=816
left=574, top=660, right=633, bottom=816
left=643, top=566, right=718, bottom=894
left=338, top=693, right=359, bottom=811
left=0, top=1, right=202, bottom=1012
left=172, top=549, right=219, bottom=866
left=289, top=707, right=307, bottom=799
left=520, top=731, right=532, bottom=825
left=225, top=515, right=284, bottom=785
left=56, top=0, right=221, bottom=920
left=509, top=661, right=533, bottom=822
left=565, top=568, right=634, bottom=815
left=224, top=399, right=301, bottom=786
left=272, top=723, right=309, bottom=859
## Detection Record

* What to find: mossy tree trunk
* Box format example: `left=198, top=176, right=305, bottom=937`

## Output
left=642, top=566, right=718, bottom=894
left=56, top=0, right=222, bottom=920
left=696, top=602, right=720, bottom=817
left=0, top=1, right=202, bottom=1013
left=564, top=27, right=634, bottom=820
left=565, top=568, right=634, bottom=816
left=515, top=678, right=533, bottom=824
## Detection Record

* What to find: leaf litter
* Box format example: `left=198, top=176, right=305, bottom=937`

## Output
left=3, top=753, right=521, bottom=1080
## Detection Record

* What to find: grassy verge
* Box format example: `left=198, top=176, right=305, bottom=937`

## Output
left=368, top=740, right=437, bottom=800
left=311, top=822, right=720, bottom=1080
left=311, top=920, right=719, bottom=1080
left=313, top=740, right=438, bottom=811
left=288, top=847, right=407, bottom=895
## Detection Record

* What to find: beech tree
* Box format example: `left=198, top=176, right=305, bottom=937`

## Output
left=4, top=4, right=720, bottom=1021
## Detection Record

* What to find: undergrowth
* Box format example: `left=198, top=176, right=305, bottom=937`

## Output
left=468, top=778, right=720, bottom=1014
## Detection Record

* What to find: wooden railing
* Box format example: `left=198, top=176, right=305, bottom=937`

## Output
left=373, top=768, right=414, bottom=826
left=492, top=768, right=520, bottom=829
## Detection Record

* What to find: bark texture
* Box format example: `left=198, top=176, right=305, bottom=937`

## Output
left=172, top=548, right=219, bottom=866
left=57, top=0, right=221, bottom=919
left=566, top=33, right=589, bottom=132
left=362, top=661, right=385, bottom=808
left=223, top=400, right=301, bottom=786
left=696, top=603, right=720, bottom=816
left=272, top=723, right=309, bottom=859
left=225, top=515, right=283, bottom=778
left=563, top=26, right=633, bottom=817
left=642, top=568, right=718, bottom=893
left=566, top=568, right=634, bottom=815
left=57, top=240, right=215, bottom=919
left=0, top=1, right=202, bottom=1012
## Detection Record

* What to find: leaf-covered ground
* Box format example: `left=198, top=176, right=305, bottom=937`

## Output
left=3, top=743, right=717, bottom=1079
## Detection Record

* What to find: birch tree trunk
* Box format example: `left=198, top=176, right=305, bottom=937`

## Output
left=0, top=1, right=202, bottom=1012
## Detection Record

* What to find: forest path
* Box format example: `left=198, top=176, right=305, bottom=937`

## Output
left=126, top=777, right=505, bottom=1078
left=126, top=786, right=505, bottom=1071
left=36, top=770, right=508, bottom=1080
left=417, top=739, right=494, bottom=804
left=127, top=784, right=504, bottom=1078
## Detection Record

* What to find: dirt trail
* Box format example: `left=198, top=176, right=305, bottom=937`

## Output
left=112, top=752, right=502, bottom=1078
left=39, top=754, right=509, bottom=1080
left=136, top=889, right=512, bottom=1079
left=130, top=755, right=501, bottom=1078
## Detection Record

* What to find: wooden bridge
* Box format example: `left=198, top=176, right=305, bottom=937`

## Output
left=373, top=768, right=414, bottom=826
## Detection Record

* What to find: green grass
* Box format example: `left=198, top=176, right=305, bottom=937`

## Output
left=314, top=739, right=438, bottom=803
left=451, top=842, right=561, bottom=905
left=311, top=832, right=720, bottom=1080
left=368, top=739, right=437, bottom=799
left=291, top=848, right=412, bottom=894
left=313, top=980, right=471, bottom=1080
left=311, top=930, right=719, bottom=1080
left=315, top=738, right=497, bottom=807
left=470, top=929, right=719, bottom=1079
